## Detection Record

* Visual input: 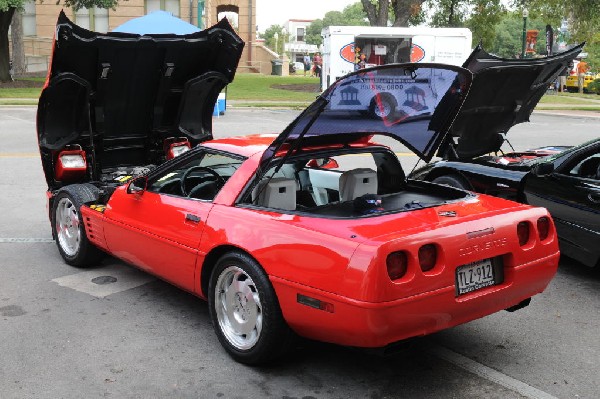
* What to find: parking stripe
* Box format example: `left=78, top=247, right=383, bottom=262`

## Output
left=430, top=345, right=558, bottom=399
left=0, top=238, right=54, bottom=243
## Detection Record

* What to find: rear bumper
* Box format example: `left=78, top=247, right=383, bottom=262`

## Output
left=272, top=251, right=559, bottom=348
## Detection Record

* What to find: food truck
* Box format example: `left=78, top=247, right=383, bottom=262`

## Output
left=321, top=25, right=472, bottom=91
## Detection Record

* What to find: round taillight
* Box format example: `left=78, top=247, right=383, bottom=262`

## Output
left=418, top=244, right=437, bottom=272
left=537, top=217, right=550, bottom=241
left=517, top=221, right=530, bottom=246
left=386, top=251, right=408, bottom=280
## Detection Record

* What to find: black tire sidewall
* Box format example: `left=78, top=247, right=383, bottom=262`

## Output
left=51, top=184, right=102, bottom=267
left=208, top=251, right=291, bottom=365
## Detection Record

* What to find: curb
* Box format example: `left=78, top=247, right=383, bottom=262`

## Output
left=533, top=110, right=600, bottom=119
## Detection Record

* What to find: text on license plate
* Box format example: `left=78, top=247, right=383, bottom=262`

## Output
left=456, top=258, right=496, bottom=296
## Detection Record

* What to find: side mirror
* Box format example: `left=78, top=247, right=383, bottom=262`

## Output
left=531, top=162, right=554, bottom=176
left=127, top=176, right=147, bottom=194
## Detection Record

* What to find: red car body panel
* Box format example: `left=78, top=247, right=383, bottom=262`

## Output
left=78, top=137, right=559, bottom=348
left=272, top=251, right=556, bottom=347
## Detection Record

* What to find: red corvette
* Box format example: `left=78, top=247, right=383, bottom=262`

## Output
left=38, top=13, right=560, bottom=364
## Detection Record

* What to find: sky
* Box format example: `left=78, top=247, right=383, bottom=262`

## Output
left=256, top=0, right=358, bottom=32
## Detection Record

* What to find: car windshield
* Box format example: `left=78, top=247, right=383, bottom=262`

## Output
left=532, top=140, right=597, bottom=165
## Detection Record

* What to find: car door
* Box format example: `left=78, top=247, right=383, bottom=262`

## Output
left=103, top=149, right=242, bottom=292
left=524, top=150, right=600, bottom=267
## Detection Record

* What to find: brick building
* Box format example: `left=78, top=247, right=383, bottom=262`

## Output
left=12, top=0, right=259, bottom=72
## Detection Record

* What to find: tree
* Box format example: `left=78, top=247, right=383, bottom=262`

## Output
left=508, top=1, right=600, bottom=67
left=361, top=0, right=389, bottom=26
left=465, top=0, right=505, bottom=49
left=10, top=9, right=25, bottom=75
left=0, top=0, right=18, bottom=81
left=261, top=24, right=289, bottom=54
left=428, top=0, right=469, bottom=27
left=305, top=3, right=368, bottom=46
left=425, top=1, right=505, bottom=48
left=486, top=11, right=548, bottom=58
left=509, top=0, right=600, bottom=43
left=390, top=0, right=427, bottom=26
left=360, top=0, right=428, bottom=27
left=0, top=0, right=123, bottom=82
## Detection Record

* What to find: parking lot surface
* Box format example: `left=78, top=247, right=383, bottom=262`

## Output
left=1, top=107, right=599, bottom=398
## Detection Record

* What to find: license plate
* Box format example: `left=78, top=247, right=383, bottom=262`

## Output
left=455, top=258, right=497, bottom=296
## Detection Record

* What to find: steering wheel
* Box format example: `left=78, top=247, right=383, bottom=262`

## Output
left=180, top=166, right=225, bottom=197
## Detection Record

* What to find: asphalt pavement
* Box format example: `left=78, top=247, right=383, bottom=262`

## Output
left=1, top=107, right=599, bottom=399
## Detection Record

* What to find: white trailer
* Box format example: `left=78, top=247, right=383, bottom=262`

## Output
left=321, top=25, right=472, bottom=91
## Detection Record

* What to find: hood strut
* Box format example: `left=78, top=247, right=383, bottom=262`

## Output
left=86, top=99, right=98, bottom=181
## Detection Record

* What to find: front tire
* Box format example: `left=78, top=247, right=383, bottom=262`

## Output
left=208, top=252, right=294, bottom=365
left=51, top=184, right=104, bottom=267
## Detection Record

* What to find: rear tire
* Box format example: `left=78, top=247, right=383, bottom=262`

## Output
left=51, top=184, right=104, bottom=267
left=432, top=175, right=470, bottom=190
left=208, top=251, right=294, bottom=365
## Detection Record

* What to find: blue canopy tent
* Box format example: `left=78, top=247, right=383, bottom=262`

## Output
left=113, top=11, right=227, bottom=116
left=113, top=11, right=200, bottom=35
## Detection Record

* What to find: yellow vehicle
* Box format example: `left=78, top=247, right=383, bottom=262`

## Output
left=565, top=73, right=597, bottom=93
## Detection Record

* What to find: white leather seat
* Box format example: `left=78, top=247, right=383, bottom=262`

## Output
left=254, top=178, right=297, bottom=211
left=339, top=168, right=378, bottom=201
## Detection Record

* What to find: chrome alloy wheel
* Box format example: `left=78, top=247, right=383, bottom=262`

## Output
left=215, top=265, right=263, bottom=350
left=55, top=197, right=81, bottom=257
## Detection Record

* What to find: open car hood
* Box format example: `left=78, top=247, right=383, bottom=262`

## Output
left=37, top=11, right=243, bottom=185
left=447, top=43, right=584, bottom=159
left=261, top=64, right=473, bottom=167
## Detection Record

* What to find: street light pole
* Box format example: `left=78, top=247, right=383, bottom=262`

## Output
left=521, top=9, right=529, bottom=58
left=281, top=28, right=287, bottom=59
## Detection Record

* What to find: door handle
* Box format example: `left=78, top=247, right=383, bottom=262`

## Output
left=185, top=214, right=201, bottom=223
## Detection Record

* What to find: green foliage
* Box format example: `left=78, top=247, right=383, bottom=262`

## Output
left=465, top=0, right=505, bottom=49
left=508, top=1, right=600, bottom=43
left=406, top=8, right=426, bottom=27
left=260, top=25, right=290, bottom=54
left=0, top=0, right=25, bottom=12
left=583, top=38, right=600, bottom=73
left=305, top=2, right=368, bottom=46
left=425, top=0, right=505, bottom=48
left=428, top=0, right=469, bottom=27
left=488, top=12, right=549, bottom=58
left=305, top=20, right=324, bottom=46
